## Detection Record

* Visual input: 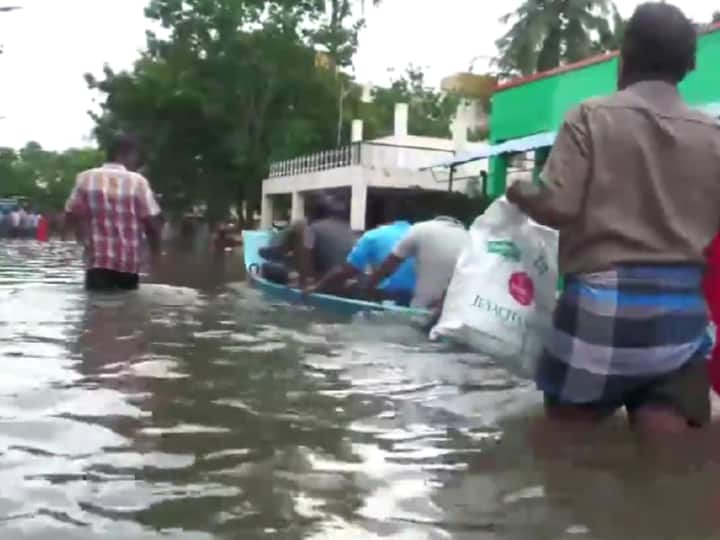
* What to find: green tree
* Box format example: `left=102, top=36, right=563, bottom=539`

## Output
left=313, top=0, right=362, bottom=68
left=0, top=142, right=103, bottom=211
left=40, top=147, right=104, bottom=211
left=596, top=5, right=625, bottom=52
left=87, top=0, right=358, bottom=223
left=357, top=67, right=460, bottom=140
left=0, top=147, right=21, bottom=195
left=495, top=0, right=620, bottom=77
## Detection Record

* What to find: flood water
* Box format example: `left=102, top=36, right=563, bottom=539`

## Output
left=2, top=240, right=720, bottom=539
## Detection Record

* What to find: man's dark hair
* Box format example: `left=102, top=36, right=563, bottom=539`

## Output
left=307, top=193, right=346, bottom=222
left=620, top=2, right=697, bottom=87
left=107, top=132, right=141, bottom=162
left=382, top=196, right=415, bottom=223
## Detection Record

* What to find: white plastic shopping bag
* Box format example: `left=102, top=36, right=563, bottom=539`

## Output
left=430, top=197, right=559, bottom=377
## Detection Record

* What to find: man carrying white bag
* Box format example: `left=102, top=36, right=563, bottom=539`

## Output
left=430, top=196, right=559, bottom=378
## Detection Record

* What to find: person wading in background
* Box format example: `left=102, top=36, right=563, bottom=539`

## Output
left=65, top=133, right=162, bottom=291
left=507, top=2, right=720, bottom=434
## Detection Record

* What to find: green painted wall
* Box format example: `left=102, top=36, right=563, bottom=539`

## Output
left=487, top=153, right=507, bottom=199
left=490, top=29, right=720, bottom=143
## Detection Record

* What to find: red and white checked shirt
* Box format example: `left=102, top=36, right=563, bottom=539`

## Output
left=65, top=163, right=161, bottom=274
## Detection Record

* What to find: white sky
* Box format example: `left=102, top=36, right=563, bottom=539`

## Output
left=0, top=0, right=715, bottom=150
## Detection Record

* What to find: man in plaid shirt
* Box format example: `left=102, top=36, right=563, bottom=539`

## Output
left=65, top=133, right=162, bottom=291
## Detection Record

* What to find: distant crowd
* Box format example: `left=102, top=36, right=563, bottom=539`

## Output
left=0, top=206, right=49, bottom=240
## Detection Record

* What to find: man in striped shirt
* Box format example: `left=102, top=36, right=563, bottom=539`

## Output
left=65, top=133, right=162, bottom=291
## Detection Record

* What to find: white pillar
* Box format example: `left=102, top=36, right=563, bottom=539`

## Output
left=351, top=119, right=363, bottom=142
left=350, top=181, right=367, bottom=231
left=291, top=191, right=305, bottom=222
left=394, top=103, right=408, bottom=137
left=451, top=116, right=468, bottom=153
left=260, top=193, right=274, bottom=229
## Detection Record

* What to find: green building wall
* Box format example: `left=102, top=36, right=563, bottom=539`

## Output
left=486, top=28, right=720, bottom=198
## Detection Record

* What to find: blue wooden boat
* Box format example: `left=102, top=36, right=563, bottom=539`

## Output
left=242, top=230, right=430, bottom=317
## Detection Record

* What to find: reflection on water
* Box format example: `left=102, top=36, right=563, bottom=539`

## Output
left=1, top=240, right=720, bottom=539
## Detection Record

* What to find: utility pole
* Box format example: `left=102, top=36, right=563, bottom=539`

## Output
left=336, top=80, right=353, bottom=147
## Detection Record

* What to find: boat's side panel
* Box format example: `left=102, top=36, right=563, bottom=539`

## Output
left=242, top=230, right=274, bottom=270
left=248, top=274, right=370, bottom=315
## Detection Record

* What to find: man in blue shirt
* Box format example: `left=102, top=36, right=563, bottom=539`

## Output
left=304, top=198, right=416, bottom=305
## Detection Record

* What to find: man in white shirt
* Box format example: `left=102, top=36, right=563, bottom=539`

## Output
left=21, top=209, right=35, bottom=237
left=366, top=216, right=468, bottom=309
left=8, top=208, right=20, bottom=238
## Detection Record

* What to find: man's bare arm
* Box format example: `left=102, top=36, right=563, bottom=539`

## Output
left=506, top=106, right=591, bottom=229
left=63, top=211, right=86, bottom=244
left=506, top=182, right=575, bottom=228
left=290, top=221, right=315, bottom=289
left=143, top=215, right=163, bottom=256
left=308, top=263, right=359, bottom=294
left=367, top=254, right=403, bottom=293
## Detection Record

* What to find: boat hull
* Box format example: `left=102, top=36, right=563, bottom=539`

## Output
left=242, top=230, right=429, bottom=317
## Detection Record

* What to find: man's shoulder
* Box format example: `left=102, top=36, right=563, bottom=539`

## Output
left=677, top=106, right=720, bottom=129
left=579, top=87, right=719, bottom=128
left=77, top=167, right=101, bottom=180
left=93, top=165, right=148, bottom=180
left=417, top=218, right=463, bottom=230
left=407, top=220, right=437, bottom=237
left=358, top=227, right=379, bottom=243
left=570, top=90, right=652, bottom=120
left=562, top=94, right=623, bottom=121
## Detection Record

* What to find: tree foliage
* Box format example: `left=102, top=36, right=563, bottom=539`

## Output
left=86, top=0, right=462, bottom=222
left=0, top=143, right=103, bottom=211
left=495, top=0, right=622, bottom=77
left=87, top=0, right=364, bottom=222
left=358, top=67, right=460, bottom=140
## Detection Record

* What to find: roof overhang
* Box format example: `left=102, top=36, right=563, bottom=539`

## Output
left=424, top=131, right=556, bottom=170
left=426, top=101, right=720, bottom=171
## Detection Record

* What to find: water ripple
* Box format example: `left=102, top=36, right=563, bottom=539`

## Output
left=2, top=241, right=720, bottom=539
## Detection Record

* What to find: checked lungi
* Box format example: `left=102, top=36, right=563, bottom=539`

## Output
left=536, top=265, right=712, bottom=406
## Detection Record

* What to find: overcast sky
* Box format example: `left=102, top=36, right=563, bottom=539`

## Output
left=0, top=0, right=715, bottom=150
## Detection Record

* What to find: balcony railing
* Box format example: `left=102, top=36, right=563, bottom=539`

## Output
left=268, top=142, right=454, bottom=179
left=268, top=145, right=360, bottom=178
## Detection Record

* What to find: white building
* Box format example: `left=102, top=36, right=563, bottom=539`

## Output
left=260, top=103, right=489, bottom=231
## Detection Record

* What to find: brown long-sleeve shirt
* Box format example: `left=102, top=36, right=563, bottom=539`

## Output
left=522, top=80, right=720, bottom=276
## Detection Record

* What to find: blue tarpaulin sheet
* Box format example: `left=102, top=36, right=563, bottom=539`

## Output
left=428, top=131, right=557, bottom=169
left=429, top=101, right=720, bottom=170
left=701, top=102, right=720, bottom=117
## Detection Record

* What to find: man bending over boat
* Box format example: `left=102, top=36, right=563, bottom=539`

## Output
left=259, top=193, right=356, bottom=289
left=295, top=194, right=357, bottom=289
left=507, top=2, right=720, bottom=433
left=304, top=199, right=416, bottom=306
left=365, top=216, right=467, bottom=309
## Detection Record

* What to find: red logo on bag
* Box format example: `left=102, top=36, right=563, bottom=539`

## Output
left=509, top=272, right=534, bottom=306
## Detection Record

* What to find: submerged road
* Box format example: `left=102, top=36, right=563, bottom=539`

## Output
left=1, top=240, right=719, bottom=539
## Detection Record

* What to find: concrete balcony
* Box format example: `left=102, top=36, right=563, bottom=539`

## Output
left=261, top=104, right=489, bottom=231
left=262, top=140, right=466, bottom=230
left=268, top=140, right=458, bottom=179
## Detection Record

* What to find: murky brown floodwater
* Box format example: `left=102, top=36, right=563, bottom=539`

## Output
left=2, top=239, right=720, bottom=539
